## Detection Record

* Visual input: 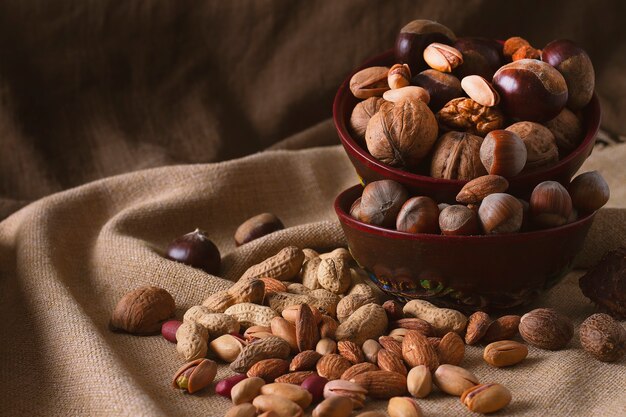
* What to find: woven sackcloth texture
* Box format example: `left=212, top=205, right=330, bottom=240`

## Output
left=0, top=144, right=625, bottom=417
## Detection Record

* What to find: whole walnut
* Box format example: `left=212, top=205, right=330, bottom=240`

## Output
left=365, top=99, right=438, bottom=169
left=430, top=131, right=487, bottom=180
left=506, top=121, right=558, bottom=172
left=350, top=97, right=385, bottom=142
left=437, top=97, right=504, bottom=136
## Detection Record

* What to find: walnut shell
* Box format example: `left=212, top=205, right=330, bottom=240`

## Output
left=110, top=286, right=175, bottom=334
left=365, top=99, right=438, bottom=169
left=350, top=97, right=385, bottom=142
left=506, top=121, right=558, bottom=172
left=436, top=97, right=504, bottom=136
left=430, top=131, right=487, bottom=180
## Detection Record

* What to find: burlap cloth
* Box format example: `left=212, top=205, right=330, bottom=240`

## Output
left=0, top=142, right=624, bottom=417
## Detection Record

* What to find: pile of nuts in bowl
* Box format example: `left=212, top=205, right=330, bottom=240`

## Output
left=349, top=19, right=595, bottom=180
left=350, top=170, right=609, bottom=235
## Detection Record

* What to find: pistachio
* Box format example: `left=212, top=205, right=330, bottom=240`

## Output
left=362, top=339, right=382, bottom=364
left=316, top=338, right=338, bottom=355
left=260, top=383, right=313, bottom=409
left=388, top=63, right=412, bottom=89
left=483, top=340, right=528, bottom=367
left=350, top=66, right=391, bottom=99
left=171, top=358, right=217, bottom=394
left=323, top=379, right=368, bottom=408
left=433, top=364, right=479, bottom=396
left=312, top=396, right=353, bottom=417
left=225, top=403, right=257, bottom=417
left=388, top=396, right=424, bottom=417
left=407, top=365, right=432, bottom=398
left=383, top=86, right=430, bottom=104
left=423, top=43, right=463, bottom=72
left=252, top=394, right=304, bottom=417
left=461, top=383, right=512, bottom=414
left=231, top=376, right=265, bottom=405
left=461, top=75, right=500, bottom=107
left=210, top=334, right=247, bottom=362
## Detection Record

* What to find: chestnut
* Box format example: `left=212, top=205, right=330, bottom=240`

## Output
left=492, top=59, right=568, bottom=122
left=454, top=37, right=503, bottom=80
left=166, top=228, right=221, bottom=274
left=542, top=39, right=595, bottom=110
left=412, top=69, right=462, bottom=111
left=395, top=19, right=456, bottom=74
left=439, top=205, right=480, bottom=236
left=234, top=213, right=284, bottom=246
left=396, top=196, right=440, bottom=234
left=478, top=193, right=523, bottom=234
left=350, top=197, right=362, bottom=220
left=479, top=130, right=527, bottom=178
left=360, top=180, right=409, bottom=228
left=568, top=171, right=610, bottom=214
left=529, top=181, right=573, bottom=228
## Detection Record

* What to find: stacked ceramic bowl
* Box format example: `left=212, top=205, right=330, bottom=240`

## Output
left=332, top=20, right=606, bottom=311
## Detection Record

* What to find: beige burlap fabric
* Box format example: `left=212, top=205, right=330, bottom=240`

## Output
left=1, top=144, right=625, bottom=417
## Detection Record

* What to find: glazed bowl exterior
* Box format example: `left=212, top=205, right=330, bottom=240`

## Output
left=335, top=185, right=596, bottom=311
left=333, top=50, right=601, bottom=202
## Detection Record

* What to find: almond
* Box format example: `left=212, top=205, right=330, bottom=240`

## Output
left=402, top=330, right=439, bottom=372
left=338, top=341, right=365, bottom=364
left=382, top=300, right=405, bottom=321
left=428, top=337, right=442, bottom=349
left=465, top=311, right=492, bottom=345
left=247, top=358, right=289, bottom=382
left=260, top=277, right=288, bottom=296
left=283, top=304, right=323, bottom=324
left=456, top=175, right=509, bottom=204
left=290, top=350, right=322, bottom=372
left=437, top=332, right=465, bottom=365
left=378, top=336, right=403, bottom=358
left=390, top=318, right=434, bottom=336
left=296, top=304, right=320, bottom=352
left=316, top=354, right=352, bottom=381
left=319, top=315, right=339, bottom=339
left=377, top=349, right=408, bottom=376
left=482, top=315, right=520, bottom=343
left=350, top=371, right=407, bottom=399
left=275, top=371, right=317, bottom=385
left=341, top=362, right=379, bottom=381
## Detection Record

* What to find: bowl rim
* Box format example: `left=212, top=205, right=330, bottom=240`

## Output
left=332, top=49, right=602, bottom=187
left=335, top=184, right=596, bottom=243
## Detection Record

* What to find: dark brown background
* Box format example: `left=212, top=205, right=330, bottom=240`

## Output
left=1, top=0, right=625, bottom=219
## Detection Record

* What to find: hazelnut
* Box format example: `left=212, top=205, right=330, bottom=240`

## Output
left=423, top=43, right=463, bottom=73
left=479, top=130, right=527, bottom=178
left=503, top=36, right=531, bottom=60
left=453, top=37, right=503, bottom=80
left=395, top=19, right=457, bottom=74
left=166, top=228, right=221, bottom=274
left=412, top=69, right=462, bottom=111
left=350, top=197, right=362, bottom=220
left=579, top=313, right=626, bottom=362
left=493, top=59, right=568, bottom=122
left=359, top=180, right=409, bottom=228
left=542, top=39, right=595, bottom=110
left=234, top=213, right=284, bottom=246
left=568, top=171, right=610, bottom=213
left=388, top=63, right=411, bottom=89
left=519, top=308, right=573, bottom=350
left=460, top=75, right=500, bottom=107
left=511, top=45, right=541, bottom=61
left=350, top=66, right=390, bottom=99
left=430, top=131, right=487, bottom=181
left=478, top=193, right=523, bottom=234
left=365, top=99, right=439, bottom=169
left=505, top=121, right=558, bottom=172
left=439, top=205, right=480, bottom=236
left=544, top=108, right=584, bottom=154
left=383, top=86, right=430, bottom=104
left=436, top=97, right=504, bottom=136
left=529, top=181, right=572, bottom=228
left=456, top=175, right=509, bottom=204
left=396, top=196, right=440, bottom=234
left=350, top=97, right=385, bottom=142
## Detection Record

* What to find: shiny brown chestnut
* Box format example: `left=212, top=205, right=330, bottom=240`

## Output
left=166, top=228, right=221, bottom=274
left=234, top=213, right=284, bottom=246
left=396, top=196, right=440, bottom=234
left=360, top=180, right=409, bottom=228
left=439, top=205, right=480, bottom=236
left=453, top=37, right=503, bottom=80
left=542, top=39, right=595, bottom=110
left=479, top=130, right=527, bottom=178
left=395, top=19, right=456, bottom=74
left=567, top=171, right=610, bottom=214
left=412, top=69, right=462, bottom=111
left=529, top=181, right=573, bottom=228
left=492, top=59, right=568, bottom=122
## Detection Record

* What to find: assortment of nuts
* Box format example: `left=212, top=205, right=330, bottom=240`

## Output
left=349, top=19, right=596, bottom=181
left=350, top=169, right=609, bottom=235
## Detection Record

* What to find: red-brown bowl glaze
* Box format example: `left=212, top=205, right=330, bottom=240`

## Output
left=335, top=185, right=596, bottom=311
left=333, top=50, right=601, bottom=203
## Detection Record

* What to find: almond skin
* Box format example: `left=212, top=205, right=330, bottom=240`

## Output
left=437, top=332, right=465, bottom=365
left=465, top=311, right=492, bottom=345
left=402, top=330, right=439, bottom=372
left=316, top=354, right=352, bottom=381
left=341, top=362, right=379, bottom=381
left=350, top=371, right=408, bottom=399
left=482, top=315, right=520, bottom=343
left=247, top=359, right=290, bottom=382
left=289, top=350, right=322, bottom=372
left=377, top=349, right=408, bottom=376
left=296, top=304, right=320, bottom=352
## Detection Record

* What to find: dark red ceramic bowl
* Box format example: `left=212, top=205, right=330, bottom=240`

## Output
left=335, top=185, right=596, bottom=311
left=333, top=50, right=602, bottom=203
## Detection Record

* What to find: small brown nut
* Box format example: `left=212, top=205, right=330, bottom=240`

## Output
left=378, top=336, right=403, bottom=358
left=483, top=340, right=528, bottom=367
left=402, top=330, right=439, bottom=372
left=430, top=131, right=487, bottom=181
left=247, top=359, right=290, bottom=383
left=578, top=248, right=626, bottom=320
left=377, top=349, right=408, bottom=376
left=210, top=334, right=247, bottom=363
left=350, top=66, right=390, bottom=99
left=301, top=374, right=330, bottom=403
left=316, top=354, right=352, bottom=381
left=544, top=108, right=584, bottom=153
left=338, top=340, right=365, bottom=364
left=316, top=338, right=338, bottom=357
left=568, top=171, right=610, bottom=214
left=350, top=370, right=408, bottom=399
left=437, top=332, right=465, bottom=365
left=461, top=75, right=500, bottom=107
left=244, top=325, right=273, bottom=342
left=275, top=371, right=316, bottom=385
left=506, top=121, right=558, bottom=172
left=436, top=97, right=504, bottom=136
left=323, top=379, right=368, bottom=408
left=512, top=45, right=541, bottom=61
left=389, top=327, right=411, bottom=341
left=482, top=315, right=521, bottom=343
left=383, top=300, right=405, bottom=321
left=478, top=193, right=523, bottom=234
left=359, top=180, right=409, bottom=228
left=296, top=304, right=320, bottom=352
left=464, top=311, right=492, bottom=345
left=362, top=339, right=382, bottom=364
left=388, top=63, right=411, bottom=90
left=402, top=299, right=468, bottom=336
left=260, top=277, right=288, bottom=296
left=412, top=69, right=462, bottom=111
left=252, top=394, right=303, bottom=417
left=312, top=396, right=353, bottom=417
left=110, top=286, right=175, bottom=335
left=282, top=304, right=322, bottom=324
left=366, top=100, right=439, bottom=169
left=480, top=130, right=527, bottom=178
left=388, top=396, right=424, bottom=417
left=335, top=303, right=389, bottom=346
left=396, top=196, right=440, bottom=234
left=423, top=43, right=463, bottom=72
left=407, top=365, right=432, bottom=398
left=290, top=350, right=322, bottom=372
left=439, top=205, right=480, bottom=236
left=260, top=383, right=313, bottom=409
left=395, top=19, right=457, bottom=74
left=172, top=358, right=217, bottom=394
left=234, top=213, right=284, bottom=246
left=390, top=318, right=434, bottom=336
left=529, top=181, right=573, bottom=229
left=230, top=336, right=291, bottom=373
left=383, top=86, right=430, bottom=104
left=350, top=97, right=385, bottom=142
left=319, top=315, right=339, bottom=339
left=231, top=376, right=266, bottom=405
left=503, top=36, right=531, bottom=59
left=341, top=362, right=379, bottom=381
left=456, top=175, right=509, bottom=204
left=433, top=364, right=479, bottom=396
left=519, top=308, right=574, bottom=350
left=461, top=383, right=512, bottom=413
left=579, top=313, right=626, bottom=362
